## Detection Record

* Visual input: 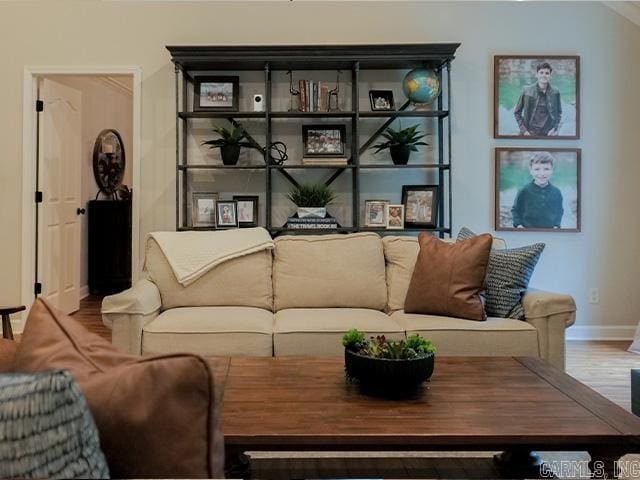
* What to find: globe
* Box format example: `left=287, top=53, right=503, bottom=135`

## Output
left=402, top=69, right=440, bottom=105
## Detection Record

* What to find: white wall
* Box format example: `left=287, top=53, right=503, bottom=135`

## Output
left=44, top=75, right=133, bottom=295
left=1, top=1, right=639, bottom=336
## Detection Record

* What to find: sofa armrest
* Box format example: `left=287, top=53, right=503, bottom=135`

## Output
left=101, top=279, right=162, bottom=355
left=523, top=288, right=576, bottom=371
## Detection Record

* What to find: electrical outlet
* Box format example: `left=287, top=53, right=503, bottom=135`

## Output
left=589, top=288, right=600, bottom=304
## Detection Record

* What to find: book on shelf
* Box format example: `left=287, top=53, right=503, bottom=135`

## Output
left=296, top=79, right=331, bottom=112
left=287, top=216, right=337, bottom=224
left=302, top=157, right=348, bottom=166
left=287, top=222, right=338, bottom=230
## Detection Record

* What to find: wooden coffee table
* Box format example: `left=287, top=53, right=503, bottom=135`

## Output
left=212, top=356, right=640, bottom=478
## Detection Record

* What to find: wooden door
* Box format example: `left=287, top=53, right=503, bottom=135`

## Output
left=38, top=78, right=82, bottom=314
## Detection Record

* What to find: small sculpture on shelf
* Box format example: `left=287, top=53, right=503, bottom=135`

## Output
left=328, top=70, right=341, bottom=112
left=287, top=70, right=300, bottom=112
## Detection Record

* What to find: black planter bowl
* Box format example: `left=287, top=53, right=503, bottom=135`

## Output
left=344, top=349, right=434, bottom=398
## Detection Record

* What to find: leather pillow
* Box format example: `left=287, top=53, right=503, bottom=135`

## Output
left=0, top=339, right=17, bottom=372
left=13, top=299, right=224, bottom=479
left=404, top=232, right=492, bottom=321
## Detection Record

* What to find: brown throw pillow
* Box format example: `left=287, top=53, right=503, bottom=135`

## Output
left=12, top=299, right=224, bottom=479
left=404, top=232, right=492, bottom=321
left=0, top=338, right=17, bottom=372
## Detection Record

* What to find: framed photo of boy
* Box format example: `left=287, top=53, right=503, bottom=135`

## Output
left=194, top=76, right=239, bottom=112
left=402, top=185, right=439, bottom=228
left=494, top=55, right=580, bottom=139
left=233, top=195, right=259, bottom=227
left=191, top=192, right=218, bottom=228
left=216, top=200, right=238, bottom=228
left=364, top=200, right=389, bottom=228
left=386, top=204, right=405, bottom=230
left=369, top=90, right=395, bottom=111
left=302, top=124, right=346, bottom=157
left=495, top=148, right=581, bottom=232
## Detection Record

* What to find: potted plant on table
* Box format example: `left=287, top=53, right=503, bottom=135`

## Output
left=370, top=124, right=428, bottom=165
left=287, top=182, right=336, bottom=218
left=342, top=329, right=436, bottom=396
left=202, top=124, right=263, bottom=166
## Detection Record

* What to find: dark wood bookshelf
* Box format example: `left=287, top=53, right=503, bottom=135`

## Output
left=168, top=44, right=459, bottom=236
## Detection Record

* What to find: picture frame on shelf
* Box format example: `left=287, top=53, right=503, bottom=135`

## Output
left=495, top=147, right=581, bottom=232
left=494, top=55, right=580, bottom=139
left=364, top=200, right=389, bottom=228
left=191, top=192, right=219, bottom=228
left=233, top=195, right=259, bottom=227
left=302, top=124, right=346, bottom=158
left=216, top=200, right=239, bottom=228
left=386, top=204, right=405, bottom=230
left=194, top=75, right=239, bottom=112
left=402, top=185, right=439, bottom=228
left=369, top=90, right=395, bottom=111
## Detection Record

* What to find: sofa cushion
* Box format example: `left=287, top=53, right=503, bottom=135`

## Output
left=0, top=371, right=109, bottom=479
left=273, top=233, right=387, bottom=311
left=383, top=235, right=507, bottom=313
left=392, top=311, right=539, bottom=357
left=145, top=237, right=273, bottom=311
left=274, top=308, right=404, bottom=356
left=143, top=306, right=273, bottom=357
left=12, top=299, right=224, bottom=479
left=404, top=233, right=492, bottom=321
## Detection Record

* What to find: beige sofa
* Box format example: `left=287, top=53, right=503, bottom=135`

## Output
left=102, top=233, right=576, bottom=370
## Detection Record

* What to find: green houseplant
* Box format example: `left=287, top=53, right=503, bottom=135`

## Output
left=287, top=182, right=335, bottom=218
left=370, top=124, right=428, bottom=165
left=201, top=124, right=262, bottom=165
left=342, top=329, right=436, bottom=396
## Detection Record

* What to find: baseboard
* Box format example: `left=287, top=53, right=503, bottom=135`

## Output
left=79, top=285, right=90, bottom=300
left=566, top=325, right=636, bottom=341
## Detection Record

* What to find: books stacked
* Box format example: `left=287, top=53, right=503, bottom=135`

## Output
left=287, top=216, right=338, bottom=230
left=298, top=80, right=331, bottom=112
left=302, top=157, right=348, bottom=167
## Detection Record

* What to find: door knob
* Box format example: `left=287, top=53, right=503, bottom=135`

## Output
left=77, top=208, right=86, bottom=215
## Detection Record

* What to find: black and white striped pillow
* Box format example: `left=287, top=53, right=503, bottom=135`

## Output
left=0, top=371, right=109, bottom=479
left=457, top=227, right=544, bottom=319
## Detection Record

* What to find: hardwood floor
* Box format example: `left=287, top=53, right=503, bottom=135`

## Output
left=73, top=295, right=640, bottom=413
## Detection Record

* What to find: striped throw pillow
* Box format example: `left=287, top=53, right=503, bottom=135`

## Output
left=457, top=227, right=544, bottom=319
left=0, top=371, right=109, bottom=479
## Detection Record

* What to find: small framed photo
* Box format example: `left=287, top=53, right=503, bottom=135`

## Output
left=194, top=76, right=239, bottom=112
left=369, top=90, right=395, bottom=111
left=402, top=185, right=439, bottom=228
left=191, top=192, right=218, bottom=227
left=216, top=200, right=238, bottom=228
left=302, top=124, right=346, bottom=157
left=494, top=55, right=580, bottom=139
left=495, top=148, right=581, bottom=232
left=386, top=204, right=405, bottom=230
left=233, top=195, right=259, bottom=227
left=364, top=200, right=389, bottom=228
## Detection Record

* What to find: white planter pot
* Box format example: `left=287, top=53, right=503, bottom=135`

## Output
left=297, top=207, right=327, bottom=218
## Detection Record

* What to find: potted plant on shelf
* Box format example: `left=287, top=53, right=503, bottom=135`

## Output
left=370, top=124, right=428, bottom=165
left=287, top=182, right=335, bottom=218
left=342, top=329, right=436, bottom=397
left=201, top=124, right=262, bottom=166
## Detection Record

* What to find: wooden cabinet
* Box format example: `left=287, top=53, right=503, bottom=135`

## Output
left=88, top=200, right=131, bottom=295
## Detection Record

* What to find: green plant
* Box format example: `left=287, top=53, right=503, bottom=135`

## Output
left=341, top=329, right=436, bottom=359
left=370, top=124, right=428, bottom=153
left=201, top=124, right=263, bottom=151
left=287, top=182, right=335, bottom=207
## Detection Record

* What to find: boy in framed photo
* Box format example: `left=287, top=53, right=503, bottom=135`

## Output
left=386, top=204, right=404, bottom=229
left=364, top=200, right=388, bottom=227
left=514, top=62, right=561, bottom=137
left=216, top=201, right=238, bottom=228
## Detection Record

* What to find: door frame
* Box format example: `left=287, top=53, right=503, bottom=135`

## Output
left=21, top=66, right=142, bottom=328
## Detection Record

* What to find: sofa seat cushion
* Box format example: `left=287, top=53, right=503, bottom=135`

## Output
left=392, top=311, right=539, bottom=357
left=143, top=307, right=273, bottom=357
left=274, top=308, right=404, bottom=356
left=273, top=233, right=387, bottom=311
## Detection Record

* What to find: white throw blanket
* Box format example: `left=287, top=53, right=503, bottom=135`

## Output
left=147, top=227, right=274, bottom=287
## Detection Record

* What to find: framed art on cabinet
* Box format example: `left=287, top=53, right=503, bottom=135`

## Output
left=233, top=195, right=259, bottom=227
left=494, top=55, right=580, bottom=139
left=402, top=185, right=438, bottom=228
left=194, top=76, right=239, bottom=112
left=191, top=192, right=218, bottom=227
left=495, top=148, right=581, bottom=232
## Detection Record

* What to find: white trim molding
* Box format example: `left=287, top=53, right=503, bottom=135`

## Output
left=566, top=325, right=636, bottom=341
left=21, top=66, right=142, bottom=333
